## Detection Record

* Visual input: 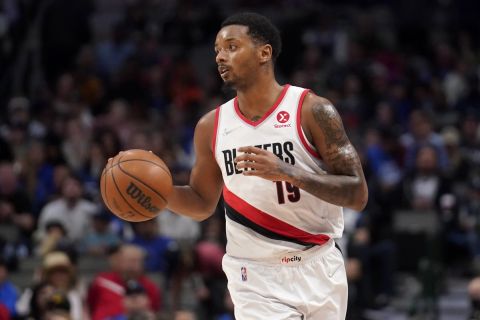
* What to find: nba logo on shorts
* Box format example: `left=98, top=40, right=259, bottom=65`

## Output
left=241, top=266, right=247, bottom=281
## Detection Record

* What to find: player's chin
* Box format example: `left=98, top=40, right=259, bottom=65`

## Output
left=222, top=80, right=237, bottom=92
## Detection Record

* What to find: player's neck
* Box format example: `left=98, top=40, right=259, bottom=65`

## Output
left=236, top=79, right=284, bottom=122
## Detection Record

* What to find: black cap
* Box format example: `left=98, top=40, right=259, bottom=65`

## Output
left=125, top=280, right=146, bottom=296
left=46, top=291, right=71, bottom=312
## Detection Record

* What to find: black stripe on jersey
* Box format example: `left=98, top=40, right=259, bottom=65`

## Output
left=224, top=203, right=315, bottom=247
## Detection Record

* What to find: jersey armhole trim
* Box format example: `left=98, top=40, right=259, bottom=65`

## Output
left=296, top=89, right=321, bottom=159
left=212, top=106, right=221, bottom=158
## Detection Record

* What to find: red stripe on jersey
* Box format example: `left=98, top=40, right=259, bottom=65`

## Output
left=234, top=84, right=291, bottom=127
left=296, top=89, right=321, bottom=159
left=223, top=187, right=330, bottom=246
left=212, top=106, right=221, bottom=157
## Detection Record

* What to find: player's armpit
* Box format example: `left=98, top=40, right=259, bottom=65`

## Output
left=290, top=94, right=368, bottom=211
left=167, top=110, right=224, bottom=221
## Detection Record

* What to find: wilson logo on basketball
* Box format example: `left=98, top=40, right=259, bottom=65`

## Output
left=126, top=182, right=160, bottom=213
left=274, top=111, right=291, bottom=128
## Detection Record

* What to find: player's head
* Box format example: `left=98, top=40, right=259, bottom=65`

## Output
left=215, top=12, right=282, bottom=90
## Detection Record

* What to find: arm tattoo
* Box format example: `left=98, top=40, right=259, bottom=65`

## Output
left=312, top=103, right=362, bottom=176
left=312, top=104, right=348, bottom=148
left=290, top=102, right=367, bottom=209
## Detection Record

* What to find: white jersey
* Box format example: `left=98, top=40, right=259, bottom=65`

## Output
left=213, top=84, right=344, bottom=259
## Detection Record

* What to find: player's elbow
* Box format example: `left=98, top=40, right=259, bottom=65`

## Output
left=351, top=182, right=368, bottom=212
left=169, top=203, right=216, bottom=222
left=192, top=211, right=215, bottom=222
left=191, top=205, right=217, bottom=222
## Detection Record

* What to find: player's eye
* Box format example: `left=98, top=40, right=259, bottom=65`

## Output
left=229, top=44, right=237, bottom=51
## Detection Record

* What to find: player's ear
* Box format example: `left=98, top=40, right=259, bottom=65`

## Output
left=258, top=44, right=272, bottom=65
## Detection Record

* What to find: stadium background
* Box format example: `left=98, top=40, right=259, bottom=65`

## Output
left=0, top=0, right=480, bottom=319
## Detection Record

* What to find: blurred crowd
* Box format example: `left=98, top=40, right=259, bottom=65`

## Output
left=0, top=0, right=480, bottom=319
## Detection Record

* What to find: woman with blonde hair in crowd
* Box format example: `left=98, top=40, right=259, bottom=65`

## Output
left=16, top=251, right=87, bottom=320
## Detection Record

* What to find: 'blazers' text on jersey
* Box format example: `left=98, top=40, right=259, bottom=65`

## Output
left=212, top=85, right=344, bottom=259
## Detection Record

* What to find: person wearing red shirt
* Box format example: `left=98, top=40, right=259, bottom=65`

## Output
left=87, top=244, right=161, bottom=320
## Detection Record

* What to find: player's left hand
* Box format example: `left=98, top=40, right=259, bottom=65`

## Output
left=234, top=146, right=294, bottom=181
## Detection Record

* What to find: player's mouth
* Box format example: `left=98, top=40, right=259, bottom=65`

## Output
left=218, top=65, right=230, bottom=77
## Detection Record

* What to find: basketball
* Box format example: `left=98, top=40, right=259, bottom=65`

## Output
left=100, top=149, right=173, bottom=222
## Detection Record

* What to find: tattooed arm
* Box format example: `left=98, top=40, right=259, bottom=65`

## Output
left=234, top=92, right=367, bottom=210
left=289, top=93, right=368, bottom=210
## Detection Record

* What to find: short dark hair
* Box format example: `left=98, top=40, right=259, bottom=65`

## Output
left=221, top=12, right=282, bottom=62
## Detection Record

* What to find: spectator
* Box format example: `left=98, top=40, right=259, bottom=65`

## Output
left=80, top=211, right=121, bottom=256
left=401, top=145, right=451, bottom=211
left=16, top=282, right=55, bottom=320
left=121, top=280, right=156, bottom=320
left=0, top=304, right=10, bottom=320
left=87, top=244, right=161, bottom=320
left=347, top=212, right=396, bottom=310
left=17, top=251, right=84, bottom=320
left=0, top=97, right=46, bottom=150
left=21, top=139, right=56, bottom=215
left=130, top=218, right=179, bottom=275
left=61, top=117, right=92, bottom=173
left=469, top=277, right=480, bottom=320
left=441, top=126, right=468, bottom=182
left=78, top=140, right=107, bottom=199
left=401, top=110, right=449, bottom=172
left=95, top=22, right=135, bottom=79
left=157, top=209, right=201, bottom=246
left=194, top=218, right=227, bottom=319
left=0, top=259, right=18, bottom=317
left=37, top=174, right=98, bottom=243
left=35, top=221, right=73, bottom=257
left=216, top=290, right=234, bottom=320
left=365, top=127, right=403, bottom=190
left=44, top=291, right=72, bottom=319
left=0, top=162, right=35, bottom=249
left=41, top=252, right=84, bottom=320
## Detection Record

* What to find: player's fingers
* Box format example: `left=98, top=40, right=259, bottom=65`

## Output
left=238, top=146, right=264, bottom=154
left=235, top=161, right=257, bottom=169
left=242, top=169, right=259, bottom=176
left=234, top=153, right=257, bottom=163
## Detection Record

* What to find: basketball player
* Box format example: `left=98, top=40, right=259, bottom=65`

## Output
left=166, top=12, right=368, bottom=319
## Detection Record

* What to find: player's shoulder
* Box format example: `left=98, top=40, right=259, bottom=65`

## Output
left=196, top=108, right=217, bottom=131
left=303, top=90, right=333, bottom=111
left=302, top=91, right=337, bottom=116
left=194, top=108, right=219, bottom=148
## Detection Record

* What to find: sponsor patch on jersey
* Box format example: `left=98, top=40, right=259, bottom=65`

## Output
left=276, top=111, right=290, bottom=123
left=241, top=266, right=247, bottom=281
left=281, top=255, right=302, bottom=264
left=274, top=111, right=291, bottom=128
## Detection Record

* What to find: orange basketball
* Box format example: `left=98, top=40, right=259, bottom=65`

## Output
left=100, top=149, right=173, bottom=222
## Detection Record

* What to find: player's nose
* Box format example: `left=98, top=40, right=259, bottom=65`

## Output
left=215, top=50, right=227, bottom=64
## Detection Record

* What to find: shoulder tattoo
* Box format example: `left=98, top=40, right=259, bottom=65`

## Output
left=312, top=103, right=348, bottom=148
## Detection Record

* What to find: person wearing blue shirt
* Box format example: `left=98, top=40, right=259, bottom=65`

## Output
left=130, top=218, right=179, bottom=276
left=0, top=259, right=18, bottom=317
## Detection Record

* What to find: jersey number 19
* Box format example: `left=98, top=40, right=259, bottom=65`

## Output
left=275, top=181, right=300, bottom=204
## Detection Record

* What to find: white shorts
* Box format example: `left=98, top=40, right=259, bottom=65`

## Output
left=222, top=239, right=347, bottom=320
